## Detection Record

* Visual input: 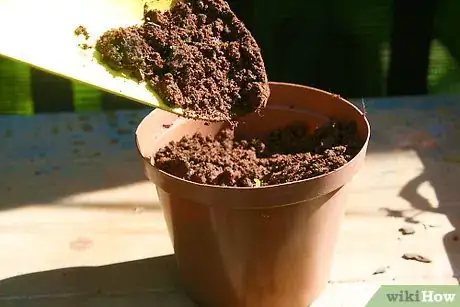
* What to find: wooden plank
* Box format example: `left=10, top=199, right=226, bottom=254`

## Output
left=0, top=95, right=460, bottom=306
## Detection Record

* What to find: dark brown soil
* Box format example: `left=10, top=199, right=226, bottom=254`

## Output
left=79, top=43, right=91, bottom=50
left=154, top=120, right=363, bottom=187
left=74, top=25, right=90, bottom=40
left=399, top=226, right=415, bottom=235
left=95, top=0, right=269, bottom=121
left=402, top=253, right=432, bottom=263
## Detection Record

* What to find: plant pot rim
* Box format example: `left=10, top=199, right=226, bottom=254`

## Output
left=135, top=82, right=370, bottom=194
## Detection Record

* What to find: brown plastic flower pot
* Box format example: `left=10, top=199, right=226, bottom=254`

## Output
left=135, top=82, right=370, bottom=307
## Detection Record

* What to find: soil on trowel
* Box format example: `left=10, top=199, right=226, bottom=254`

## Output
left=95, top=0, right=270, bottom=121
left=154, top=120, right=363, bottom=187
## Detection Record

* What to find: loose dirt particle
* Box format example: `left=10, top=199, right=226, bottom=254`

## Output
left=78, top=43, right=92, bottom=50
left=95, top=0, right=269, bottom=121
left=402, top=253, right=432, bottom=263
left=453, top=235, right=458, bottom=241
left=74, top=25, right=90, bottom=40
left=154, top=120, right=363, bottom=187
left=373, top=266, right=389, bottom=275
left=399, top=226, right=415, bottom=235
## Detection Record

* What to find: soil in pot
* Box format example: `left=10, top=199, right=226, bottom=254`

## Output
left=95, top=0, right=270, bottom=121
left=154, top=120, right=364, bottom=187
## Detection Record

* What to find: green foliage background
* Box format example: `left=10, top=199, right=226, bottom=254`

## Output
left=1, top=0, right=459, bottom=115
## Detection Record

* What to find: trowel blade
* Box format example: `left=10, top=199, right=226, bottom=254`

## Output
left=0, top=0, right=183, bottom=114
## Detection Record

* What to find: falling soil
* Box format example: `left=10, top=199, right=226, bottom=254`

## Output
left=154, top=120, right=363, bottom=187
left=74, top=25, right=90, bottom=40
left=95, top=0, right=269, bottom=121
left=79, top=43, right=91, bottom=50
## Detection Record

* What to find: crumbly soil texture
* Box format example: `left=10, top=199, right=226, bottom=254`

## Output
left=95, top=0, right=270, bottom=121
left=74, top=25, right=90, bottom=40
left=154, top=121, right=363, bottom=187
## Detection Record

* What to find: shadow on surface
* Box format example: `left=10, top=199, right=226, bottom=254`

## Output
left=371, top=129, right=460, bottom=283
left=398, top=156, right=460, bottom=284
left=0, top=156, right=158, bottom=211
left=0, top=255, right=196, bottom=307
left=0, top=108, right=155, bottom=211
left=359, top=98, right=460, bottom=283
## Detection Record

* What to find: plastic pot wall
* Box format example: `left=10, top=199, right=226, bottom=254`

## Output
left=136, top=82, right=371, bottom=307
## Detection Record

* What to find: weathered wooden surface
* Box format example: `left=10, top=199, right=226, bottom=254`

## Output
left=1, top=95, right=460, bottom=306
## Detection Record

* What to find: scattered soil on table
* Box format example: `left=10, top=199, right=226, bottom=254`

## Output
left=402, top=253, right=432, bottom=263
left=74, top=25, right=90, bottom=40
left=95, top=0, right=269, bottom=121
left=399, top=226, right=416, bottom=235
left=154, top=120, right=363, bottom=187
left=373, top=266, right=389, bottom=275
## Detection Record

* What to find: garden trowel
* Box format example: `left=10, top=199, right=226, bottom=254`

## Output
left=0, top=0, right=185, bottom=115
